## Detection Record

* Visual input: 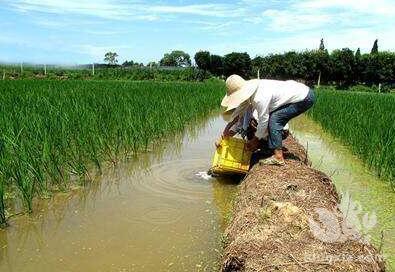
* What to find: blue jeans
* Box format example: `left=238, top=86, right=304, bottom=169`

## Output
left=268, top=88, right=316, bottom=150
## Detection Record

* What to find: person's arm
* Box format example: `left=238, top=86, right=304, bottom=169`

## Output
left=223, top=116, right=239, bottom=137
left=246, top=93, right=271, bottom=151
left=215, top=116, right=239, bottom=148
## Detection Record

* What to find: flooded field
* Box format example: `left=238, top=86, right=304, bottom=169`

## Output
left=0, top=116, right=238, bottom=272
left=1, top=114, right=393, bottom=271
left=291, top=115, right=395, bottom=270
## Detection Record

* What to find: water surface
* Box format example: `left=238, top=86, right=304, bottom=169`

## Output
left=0, top=116, right=238, bottom=272
left=1, top=114, right=393, bottom=271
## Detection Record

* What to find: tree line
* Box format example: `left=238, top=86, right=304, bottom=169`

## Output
left=193, top=39, right=395, bottom=87
left=105, top=39, right=393, bottom=87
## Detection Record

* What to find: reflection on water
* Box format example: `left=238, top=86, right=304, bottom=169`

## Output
left=0, top=115, right=239, bottom=272
left=291, top=115, right=395, bottom=270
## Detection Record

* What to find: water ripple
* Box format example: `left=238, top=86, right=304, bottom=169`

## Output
left=132, top=159, right=212, bottom=203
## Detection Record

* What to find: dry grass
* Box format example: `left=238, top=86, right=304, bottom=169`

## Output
left=222, top=136, right=385, bottom=272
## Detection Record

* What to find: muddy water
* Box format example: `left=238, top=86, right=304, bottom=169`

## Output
left=2, top=114, right=393, bottom=272
left=291, top=115, right=395, bottom=270
left=0, top=116, right=238, bottom=272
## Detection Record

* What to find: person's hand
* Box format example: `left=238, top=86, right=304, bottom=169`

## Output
left=246, top=136, right=260, bottom=152
left=223, top=129, right=236, bottom=138
left=222, top=116, right=238, bottom=137
left=222, top=129, right=232, bottom=137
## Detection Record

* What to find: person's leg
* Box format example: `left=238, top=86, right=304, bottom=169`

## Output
left=267, top=109, right=290, bottom=162
left=264, top=89, right=316, bottom=164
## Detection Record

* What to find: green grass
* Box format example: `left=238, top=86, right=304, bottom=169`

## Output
left=0, top=79, right=224, bottom=225
left=307, top=88, right=395, bottom=187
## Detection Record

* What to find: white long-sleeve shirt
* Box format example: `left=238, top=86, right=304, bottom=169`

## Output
left=229, top=109, right=289, bottom=135
left=251, top=79, right=309, bottom=139
left=229, top=108, right=257, bottom=133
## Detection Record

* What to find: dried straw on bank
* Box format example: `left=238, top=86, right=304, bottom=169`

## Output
left=222, top=136, right=385, bottom=272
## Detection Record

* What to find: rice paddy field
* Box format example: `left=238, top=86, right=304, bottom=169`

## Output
left=0, top=79, right=394, bottom=271
left=307, top=88, right=395, bottom=187
left=0, top=79, right=224, bottom=225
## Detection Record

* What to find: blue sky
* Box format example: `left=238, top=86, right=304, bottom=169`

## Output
left=1, top=0, right=394, bottom=65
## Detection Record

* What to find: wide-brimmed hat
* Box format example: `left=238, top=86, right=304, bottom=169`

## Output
left=221, top=75, right=259, bottom=113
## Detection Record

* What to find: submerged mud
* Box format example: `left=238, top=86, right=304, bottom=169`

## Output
left=222, top=136, right=385, bottom=272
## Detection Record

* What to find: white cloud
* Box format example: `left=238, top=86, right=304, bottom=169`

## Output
left=262, top=9, right=332, bottom=31
left=260, top=0, right=394, bottom=33
left=297, top=0, right=395, bottom=16
left=243, top=16, right=264, bottom=24
left=134, top=15, right=160, bottom=21
left=150, top=4, right=243, bottom=17
left=30, top=16, right=99, bottom=28
left=203, top=22, right=234, bottom=31
left=9, top=0, right=132, bottom=19
left=6, top=0, right=244, bottom=21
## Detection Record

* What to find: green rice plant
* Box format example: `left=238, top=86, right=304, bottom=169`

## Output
left=307, top=88, right=395, bottom=187
left=0, top=140, right=6, bottom=226
left=0, top=79, right=224, bottom=224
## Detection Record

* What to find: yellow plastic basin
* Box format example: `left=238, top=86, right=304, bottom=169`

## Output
left=211, top=137, right=252, bottom=175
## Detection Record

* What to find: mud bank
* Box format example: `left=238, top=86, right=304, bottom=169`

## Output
left=222, top=136, right=385, bottom=272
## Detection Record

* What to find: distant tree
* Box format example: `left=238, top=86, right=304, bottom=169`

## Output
left=122, top=60, right=134, bottom=67
left=251, top=49, right=334, bottom=85
left=147, top=61, right=158, bottom=68
left=375, top=52, right=395, bottom=83
left=223, top=52, right=252, bottom=78
left=361, top=53, right=379, bottom=84
left=316, top=49, right=331, bottom=83
left=172, top=50, right=191, bottom=67
left=207, top=46, right=394, bottom=86
left=299, top=51, right=317, bottom=83
left=104, top=52, right=119, bottom=65
left=354, top=48, right=362, bottom=83
left=330, top=48, right=355, bottom=86
left=355, top=48, right=361, bottom=59
left=160, top=53, right=176, bottom=66
left=361, top=51, right=395, bottom=85
left=194, top=51, right=211, bottom=71
left=209, top=55, right=224, bottom=76
left=282, top=51, right=307, bottom=79
left=319, top=38, right=325, bottom=51
left=258, top=54, right=280, bottom=79
left=160, top=50, right=191, bottom=67
left=371, top=39, right=378, bottom=54
left=251, top=56, right=264, bottom=77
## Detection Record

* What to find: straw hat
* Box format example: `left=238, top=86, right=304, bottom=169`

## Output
left=221, top=75, right=259, bottom=113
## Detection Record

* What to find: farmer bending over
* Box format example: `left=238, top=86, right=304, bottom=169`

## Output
left=218, top=109, right=289, bottom=146
left=221, top=74, right=315, bottom=166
